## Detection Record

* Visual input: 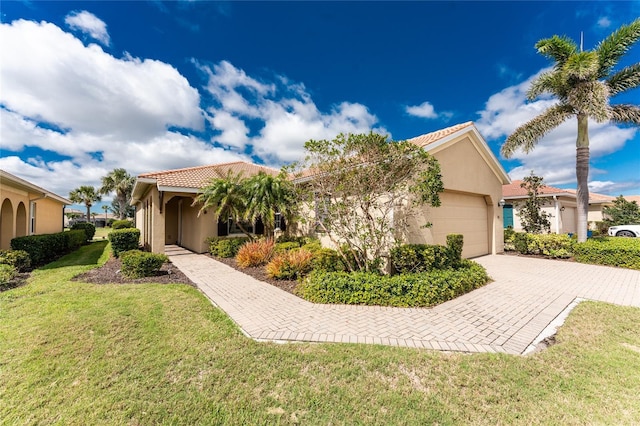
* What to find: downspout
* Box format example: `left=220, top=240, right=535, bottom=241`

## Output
left=553, top=195, right=560, bottom=234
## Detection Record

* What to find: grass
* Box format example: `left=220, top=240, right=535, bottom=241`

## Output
left=1, top=242, right=640, bottom=424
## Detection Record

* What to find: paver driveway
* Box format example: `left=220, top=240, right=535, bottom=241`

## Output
left=166, top=245, right=640, bottom=355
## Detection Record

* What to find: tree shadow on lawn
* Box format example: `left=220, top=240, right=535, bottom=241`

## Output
left=39, top=240, right=109, bottom=270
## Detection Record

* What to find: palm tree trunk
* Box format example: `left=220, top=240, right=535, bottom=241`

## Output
left=86, top=205, right=91, bottom=223
left=576, top=114, right=590, bottom=243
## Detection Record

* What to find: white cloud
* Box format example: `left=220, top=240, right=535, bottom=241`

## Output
left=476, top=69, right=637, bottom=187
left=65, top=10, right=111, bottom=46
left=0, top=17, right=385, bottom=200
left=199, top=61, right=386, bottom=164
left=597, top=16, right=611, bottom=28
left=405, top=101, right=452, bottom=120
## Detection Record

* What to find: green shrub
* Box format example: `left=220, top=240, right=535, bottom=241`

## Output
left=511, top=232, right=574, bottom=258
left=236, top=239, right=275, bottom=268
left=266, top=248, right=314, bottom=280
left=0, top=264, right=18, bottom=285
left=274, top=241, right=301, bottom=252
left=120, top=250, right=169, bottom=278
left=0, top=249, right=32, bottom=272
left=390, top=244, right=450, bottom=274
left=208, top=237, right=249, bottom=258
left=112, top=219, right=135, bottom=230
left=301, top=241, right=323, bottom=253
left=11, top=230, right=86, bottom=266
left=108, top=228, right=141, bottom=257
left=446, top=234, right=464, bottom=267
left=311, top=248, right=346, bottom=272
left=298, top=260, right=489, bottom=307
left=504, top=228, right=516, bottom=251
left=71, top=222, right=96, bottom=241
left=574, top=237, right=640, bottom=270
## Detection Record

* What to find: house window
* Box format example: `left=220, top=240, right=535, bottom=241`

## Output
left=228, top=217, right=254, bottom=235
left=30, top=201, right=37, bottom=234
left=275, top=213, right=282, bottom=230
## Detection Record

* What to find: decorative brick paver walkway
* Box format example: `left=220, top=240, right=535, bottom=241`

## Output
left=166, top=245, right=640, bottom=355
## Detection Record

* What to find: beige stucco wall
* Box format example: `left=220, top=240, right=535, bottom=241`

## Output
left=134, top=187, right=161, bottom=253
left=410, top=134, right=504, bottom=256
left=0, top=182, right=66, bottom=250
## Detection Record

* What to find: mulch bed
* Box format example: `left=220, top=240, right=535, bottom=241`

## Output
left=210, top=255, right=300, bottom=295
left=73, top=256, right=196, bottom=286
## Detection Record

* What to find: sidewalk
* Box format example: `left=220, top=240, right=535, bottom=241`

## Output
left=166, top=245, right=640, bottom=355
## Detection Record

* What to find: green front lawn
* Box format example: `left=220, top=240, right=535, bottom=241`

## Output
left=1, top=242, right=639, bottom=424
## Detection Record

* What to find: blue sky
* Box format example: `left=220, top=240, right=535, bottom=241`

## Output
left=1, top=1, right=639, bottom=214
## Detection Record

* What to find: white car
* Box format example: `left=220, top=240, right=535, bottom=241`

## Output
left=608, top=224, right=640, bottom=237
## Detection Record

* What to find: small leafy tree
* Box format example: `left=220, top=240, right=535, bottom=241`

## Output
left=516, top=173, right=551, bottom=234
left=69, top=186, right=101, bottom=223
left=603, top=196, right=640, bottom=225
left=291, top=132, right=443, bottom=272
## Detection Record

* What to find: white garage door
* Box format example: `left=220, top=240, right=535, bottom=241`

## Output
left=429, top=191, right=489, bottom=258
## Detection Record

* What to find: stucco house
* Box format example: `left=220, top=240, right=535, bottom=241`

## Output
left=502, top=180, right=615, bottom=234
left=402, top=122, right=510, bottom=257
left=132, top=122, right=510, bottom=258
left=0, top=170, right=72, bottom=250
left=131, top=162, right=280, bottom=253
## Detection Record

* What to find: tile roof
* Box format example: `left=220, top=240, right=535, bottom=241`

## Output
left=503, top=180, right=615, bottom=203
left=407, top=121, right=475, bottom=148
left=624, top=195, right=640, bottom=203
left=139, top=161, right=280, bottom=189
left=502, top=180, right=568, bottom=198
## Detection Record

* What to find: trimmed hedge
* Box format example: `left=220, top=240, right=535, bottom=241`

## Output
left=120, top=250, right=168, bottom=278
left=112, top=220, right=134, bottom=230
left=108, top=228, right=141, bottom=258
left=0, top=249, right=32, bottom=272
left=574, top=237, right=640, bottom=270
left=391, top=244, right=450, bottom=274
left=71, top=222, right=96, bottom=241
left=274, top=241, right=301, bottom=253
left=11, top=230, right=86, bottom=266
left=297, top=260, right=489, bottom=308
left=208, top=237, right=250, bottom=258
left=511, top=233, right=574, bottom=258
left=311, top=248, right=346, bottom=273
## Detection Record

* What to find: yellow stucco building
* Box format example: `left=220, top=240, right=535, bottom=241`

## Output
left=0, top=170, right=72, bottom=250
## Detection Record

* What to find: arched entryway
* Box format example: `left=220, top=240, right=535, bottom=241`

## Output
left=0, top=199, right=14, bottom=250
left=16, top=202, right=27, bottom=237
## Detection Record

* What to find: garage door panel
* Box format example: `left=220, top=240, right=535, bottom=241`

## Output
left=428, top=192, right=489, bottom=258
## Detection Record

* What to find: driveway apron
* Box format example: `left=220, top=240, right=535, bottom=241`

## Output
left=166, top=245, right=640, bottom=355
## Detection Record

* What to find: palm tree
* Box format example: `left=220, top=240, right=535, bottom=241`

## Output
left=101, top=205, right=110, bottom=224
left=194, top=171, right=253, bottom=238
left=244, top=172, right=296, bottom=237
left=501, top=18, right=640, bottom=242
left=100, top=168, right=135, bottom=220
left=69, top=186, right=102, bottom=223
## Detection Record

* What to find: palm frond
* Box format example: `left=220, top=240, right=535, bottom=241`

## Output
left=609, top=104, right=640, bottom=125
left=535, top=35, right=577, bottom=66
left=596, top=17, right=640, bottom=78
left=527, top=70, right=568, bottom=100
left=563, top=51, right=599, bottom=80
left=501, top=104, right=573, bottom=158
left=607, top=63, right=640, bottom=96
left=567, top=80, right=610, bottom=122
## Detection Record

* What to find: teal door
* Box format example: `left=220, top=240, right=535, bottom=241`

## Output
left=503, top=204, right=514, bottom=228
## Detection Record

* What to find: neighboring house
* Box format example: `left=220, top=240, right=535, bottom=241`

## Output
left=132, top=122, right=509, bottom=258
left=131, top=162, right=280, bottom=253
left=0, top=170, right=72, bottom=250
left=502, top=180, right=614, bottom=234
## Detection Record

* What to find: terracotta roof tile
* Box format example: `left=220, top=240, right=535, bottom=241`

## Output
left=407, top=121, right=475, bottom=148
left=503, top=180, right=616, bottom=203
left=139, top=161, right=280, bottom=189
left=622, top=195, right=640, bottom=203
